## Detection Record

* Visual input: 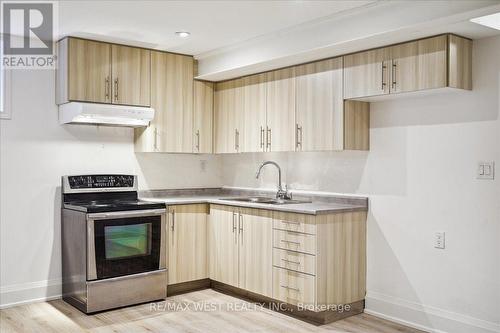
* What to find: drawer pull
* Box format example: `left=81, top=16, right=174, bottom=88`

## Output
left=282, top=220, right=300, bottom=225
left=281, top=258, right=300, bottom=265
left=280, top=285, right=300, bottom=292
left=281, top=240, right=300, bottom=245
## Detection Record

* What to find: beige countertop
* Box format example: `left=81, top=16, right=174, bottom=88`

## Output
left=140, top=189, right=368, bottom=215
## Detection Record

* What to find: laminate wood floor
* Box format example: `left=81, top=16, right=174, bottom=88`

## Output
left=1, top=289, right=425, bottom=333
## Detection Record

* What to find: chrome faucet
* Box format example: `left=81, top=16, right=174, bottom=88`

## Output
left=255, top=161, right=291, bottom=200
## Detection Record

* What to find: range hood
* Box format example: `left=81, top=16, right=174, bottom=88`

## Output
left=59, top=102, right=155, bottom=127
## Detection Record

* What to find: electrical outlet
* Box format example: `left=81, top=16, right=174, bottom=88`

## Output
left=477, top=161, right=495, bottom=180
left=434, top=232, right=445, bottom=249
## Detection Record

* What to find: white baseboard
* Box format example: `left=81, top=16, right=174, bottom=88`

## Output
left=366, top=291, right=500, bottom=333
left=0, top=279, right=62, bottom=309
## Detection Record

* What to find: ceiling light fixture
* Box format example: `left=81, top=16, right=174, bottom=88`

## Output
left=175, top=31, right=191, bottom=38
left=470, top=12, right=500, bottom=30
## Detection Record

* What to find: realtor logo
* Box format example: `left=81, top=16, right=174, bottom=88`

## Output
left=1, top=1, right=58, bottom=69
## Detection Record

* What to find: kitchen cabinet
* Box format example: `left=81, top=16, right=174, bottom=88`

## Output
left=272, top=210, right=367, bottom=310
left=57, top=38, right=111, bottom=104
left=111, top=44, right=151, bottom=107
left=213, top=79, right=243, bottom=153
left=208, top=205, right=239, bottom=286
left=208, top=205, right=367, bottom=314
left=193, top=80, right=214, bottom=153
left=241, top=74, right=267, bottom=153
left=295, top=57, right=344, bottom=151
left=57, top=37, right=151, bottom=107
left=134, top=51, right=194, bottom=153
left=390, top=35, right=447, bottom=93
left=167, top=204, right=208, bottom=285
left=208, top=205, right=273, bottom=297
left=343, top=47, right=391, bottom=100
left=238, top=207, right=273, bottom=297
left=344, top=34, right=472, bottom=100
left=265, top=67, right=296, bottom=152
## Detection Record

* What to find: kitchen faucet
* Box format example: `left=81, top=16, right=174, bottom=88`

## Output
left=255, top=161, right=292, bottom=200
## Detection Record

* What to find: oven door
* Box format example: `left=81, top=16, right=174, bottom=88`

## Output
left=86, top=209, right=166, bottom=280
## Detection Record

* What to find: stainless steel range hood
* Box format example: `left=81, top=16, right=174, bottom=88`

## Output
left=59, top=102, right=155, bottom=127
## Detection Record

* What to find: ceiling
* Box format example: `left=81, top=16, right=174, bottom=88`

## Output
left=58, top=0, right=375, bottom=55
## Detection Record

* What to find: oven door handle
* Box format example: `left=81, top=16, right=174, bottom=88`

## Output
left=87, top=208, right=166, bottom=220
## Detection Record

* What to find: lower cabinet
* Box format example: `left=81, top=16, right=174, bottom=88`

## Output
left=207, top=205, right=367, bottom=311
left=208, top=205, right=273, bottom=297
left=167, top=204, right=208, bottom=285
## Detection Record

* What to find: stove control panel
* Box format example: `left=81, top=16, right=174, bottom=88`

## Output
left=68, top=175, right=135, bottom=189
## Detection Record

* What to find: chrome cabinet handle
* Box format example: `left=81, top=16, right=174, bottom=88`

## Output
left=171, top=211, right=175, bottom=231
left=105, top=77, right=110, bottom=100
left=296, top=124, right=303, bottom=149
left=282, top=220, right=300, bottom=225
left=195, top=130, right=200, bottom=152
left=266, top=127, right=271, bottom=150
left=392, top=61, right=397, bottom=89
left=260, top=126, right=264, bottom=149
left=154, top=127, right=158, bottom=151
left=234, top=129, right=239, bottom=151
left=232, top=213, right=237, bottom=233
left=281, top=285, right=300, bottom=292
left=281, top=258, right=301, bottom=265
left=238, top=214, right=243, bottom=234
left=114, top=78, right=119, bottom=101
left=381, top=62, right=387, bottom=91
left=281, top=240, right=300, bottom=245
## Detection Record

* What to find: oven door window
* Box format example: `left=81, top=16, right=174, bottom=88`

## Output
left=104, top=223, right=151, bottom=259
left=94, top=216, right=161, bottom=280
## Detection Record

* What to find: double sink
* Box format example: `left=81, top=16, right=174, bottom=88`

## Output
left=224, top=196, right=311, bottom=205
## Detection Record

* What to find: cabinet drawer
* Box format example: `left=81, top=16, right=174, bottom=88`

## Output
left=272, top=267, right=315, bottom=307
left=273, top=213, right=316, bottom=235
left=273, top=229, right=316, bottom=255
left=273, top=248, right=315, bottom=275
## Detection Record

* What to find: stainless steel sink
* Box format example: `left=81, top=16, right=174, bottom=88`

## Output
left=223, top=196, right=311, bottom=205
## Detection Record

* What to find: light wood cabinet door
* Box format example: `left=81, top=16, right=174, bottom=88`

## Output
left=391, top=35, right=447, bottom=93
left=265, top=67, right=296, bottom=152
left=163, top=53, right=194, bottom=152
left=238, top=208, right=273, bottom=297
left=193, top=80, right=214, bottom=154
left=343, top=47, right=391, bottom=99
left=111, top=44, right=151, bottom=107
left=241, top=74, right=267, bottom=153
left=167, top=204, right=208, bottom=285
left=214, top=79, right=243, bottom=154
left=67, top=38, right=111, bottom=104
left=208, top=205, right=239, bottom=286
left=295, top=58, right=344, bottom=151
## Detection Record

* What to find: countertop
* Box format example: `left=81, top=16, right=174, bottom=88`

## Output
left=140, top=188, right=368, bottom=215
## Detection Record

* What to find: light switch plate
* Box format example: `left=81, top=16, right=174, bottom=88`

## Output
left=477, top=161, right=495, bottom=180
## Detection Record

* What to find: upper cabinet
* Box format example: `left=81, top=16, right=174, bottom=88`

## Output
left=59, top=38, right=111, bottom=104
left=295, top=58, right=344, bottom=151
left=265, top=67, right=296, bottom=152
left=344, top=34, right=472, bottom=100
left=241, top=74, right=267, bottom=153
left=343, top=47, right=391, bottom=99
left=57, top=37, right=151, bottom=107
left=135, top=51, right=194, bottom=153
left=111, top=45, right=151, bottom=106
left=214, top=78, right=243, bottom=154
left=193, top=80, right=214, bottom=154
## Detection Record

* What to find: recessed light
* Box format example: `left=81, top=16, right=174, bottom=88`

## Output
left=175, top=31, right=191, bottom=38
left=470, top=12, right=500, bottom=31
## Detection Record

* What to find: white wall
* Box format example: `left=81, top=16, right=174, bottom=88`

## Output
left=0, top=69, right=221, bottom=307
left=220, top=36, right=500, bottom=333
